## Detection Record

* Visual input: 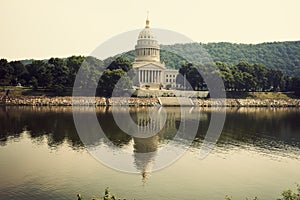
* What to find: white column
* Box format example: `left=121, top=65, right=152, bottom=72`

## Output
left=151, top=70, right=153, bottom=83
left=153, top=70, right=155, bottom=83
left=139, top=70, right=141, bottom=82
left=147, top=70, right=149, bottom=83
left=159, top=71, right=161, bottom=83
left=151, top=70, right=153, bottom=82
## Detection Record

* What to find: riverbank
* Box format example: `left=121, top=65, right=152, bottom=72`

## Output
left=1, top=96, right=300, bottom=107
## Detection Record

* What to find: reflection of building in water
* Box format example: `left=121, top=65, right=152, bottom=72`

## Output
left=131, top=107, right=183, bottom=182
left=97, top=107, right=208, bottom=181
left=131, top=107, right=181, bottom=139
left=133, top=135, right=158, bottom=183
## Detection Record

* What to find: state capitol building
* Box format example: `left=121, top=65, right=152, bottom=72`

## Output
left=132, top=18, right=179, bottom=89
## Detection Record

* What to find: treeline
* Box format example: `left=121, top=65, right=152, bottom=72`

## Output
left=178, top=62, right=300, bottom=95
left=0, top=56, right=133, bottom=97
left=1, top=56, right=300, bottom=96
left=161, top=41, right=300, bottom=76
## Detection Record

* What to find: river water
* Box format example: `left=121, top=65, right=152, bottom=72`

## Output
left=0, top=106, right=299, bottom=200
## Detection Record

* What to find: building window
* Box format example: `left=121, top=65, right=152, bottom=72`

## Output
left=166, top=75, right=168, bottom=77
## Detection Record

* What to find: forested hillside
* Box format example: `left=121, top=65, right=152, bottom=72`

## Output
left=19, top=41, right=300, bottom=77
left=158, top=41, right=300, bottom=76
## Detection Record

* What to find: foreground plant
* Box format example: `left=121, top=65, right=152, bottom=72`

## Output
left=225, top=184, right=300, bottom=200
left=77, top=187, right=130, bottom=200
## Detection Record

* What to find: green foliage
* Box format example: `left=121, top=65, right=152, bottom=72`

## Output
left=0, top=59, right=14, bottom=86
left=177, top=61, right=292, bottom=92
left=0, top=55, right=135, bottom=97
left=76, top=56, right=104, bottom=90
left=107, top=57, right=132, bottom=72
left=161, top=41, right=300, bottom=77
left=95, top=56, right=133, bottom=97
left=27, top=60, right=51, bottom=88
left=1, top=40, right=300, bottom=96
left=89, top=187, right=128, bottom=200
left=288, top=77, right=300, bottom=96
left=97, top=69, right=132, bottom=97
left=225, top=184, right=300, bottom=200
left=10, top=61, right=27, bottom=85
left=177, top=62, right=205, bottom=90
left=277, top=184, right=300, bottom=200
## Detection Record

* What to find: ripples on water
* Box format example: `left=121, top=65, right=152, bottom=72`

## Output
left=0, top=106, right=300, bottom=199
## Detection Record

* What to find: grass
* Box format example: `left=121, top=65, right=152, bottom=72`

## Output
left=0, top=86, right=73, bottom=96
left=79, top=185, right=300, bottom=200
left=226, top=184, right=300, bottom=200
left=226, top=91, right=299, bottom=99
left=1, top=86, right=299, bottom=99
left=247, top=92, right=297, bottom=100
left=82, top=187, right=129, bottom=200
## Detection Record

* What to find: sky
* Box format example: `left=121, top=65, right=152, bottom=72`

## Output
left=0, top=0, right=299, bottom=61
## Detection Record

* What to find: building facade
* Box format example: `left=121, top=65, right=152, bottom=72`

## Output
left=133, top=18, right=178, bottom=88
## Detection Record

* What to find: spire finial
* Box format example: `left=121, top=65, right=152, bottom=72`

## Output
left=145, top=11, right=150, bottom=28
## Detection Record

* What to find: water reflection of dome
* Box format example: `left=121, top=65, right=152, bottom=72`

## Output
left=133, top=135, right=158, bottom=183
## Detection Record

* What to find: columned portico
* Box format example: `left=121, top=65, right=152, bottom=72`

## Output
left=139, top=69, right=163, bottom=83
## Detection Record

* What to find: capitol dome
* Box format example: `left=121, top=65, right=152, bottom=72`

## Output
left=135, top=18, right=160, bottom=62
left=132, top=17, right=179, bottom=89
left=138, top=20, right=156, bottom=39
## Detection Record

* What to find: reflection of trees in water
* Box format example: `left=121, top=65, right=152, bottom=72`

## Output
left=1, top=106, right=299, bottom=152
left=0, top=106, right=82, bottom=148
left=194, top=107, right=300, bottom=149
left=97, top=111, right=132, bottom=147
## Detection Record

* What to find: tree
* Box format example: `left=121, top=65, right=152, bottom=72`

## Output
left=74, top=57, right=103, bottom=90
left=187, top=66, right=204, bottom=90
left=98, top=69, right=132, bottom=97
left=177, top=62, right=193, bottom=89
left=267, top=69, right=284, bottom=91
left=48, top=58, right=69, bottom=92
left=0, top=59, right=14, bottom=87
left=66, top=55, right=85, bottom=87
left=216, top=62, right=234, bottom=90
left=289, top=77, right=300, bottom=96
left=97, top=57, right=133, bottom=97
left=26, top=60, right=51, bottom=88
left=107, top=56, right=132, bottom=72
left=9, top=61, right=27, bottom=86
left=252, top=64, right=268, bottom=91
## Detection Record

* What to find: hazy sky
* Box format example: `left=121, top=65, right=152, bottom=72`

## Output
left=1, top=0, right=299, bottom=60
